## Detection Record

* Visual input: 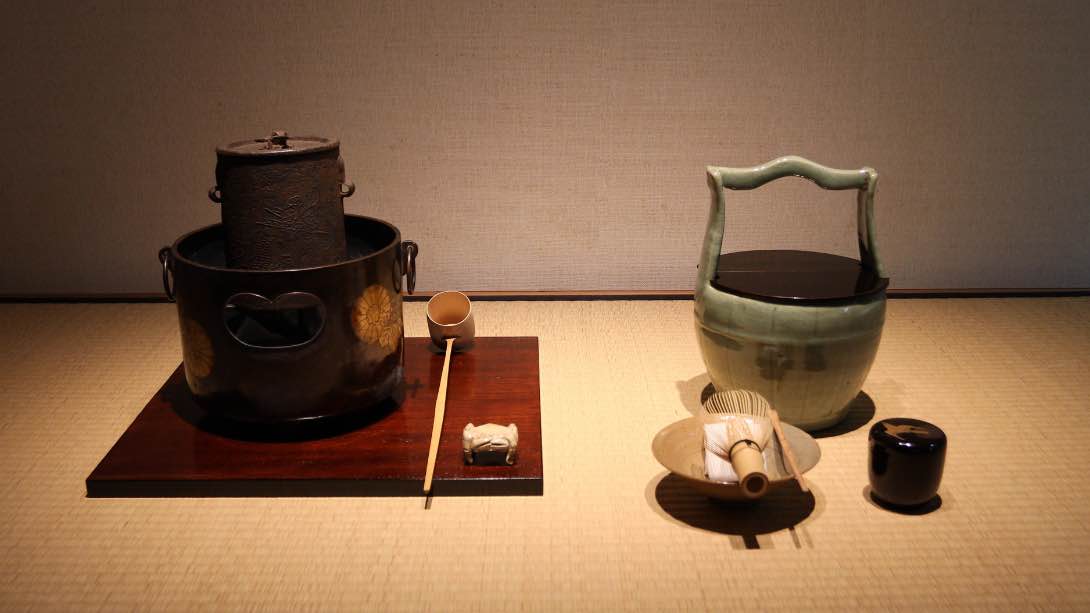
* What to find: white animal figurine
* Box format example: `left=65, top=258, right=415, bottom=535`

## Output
left=462, top=423, right=519, bottom=465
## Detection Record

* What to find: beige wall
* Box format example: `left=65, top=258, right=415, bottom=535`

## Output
left=2, top=0, right=1088, bottom=294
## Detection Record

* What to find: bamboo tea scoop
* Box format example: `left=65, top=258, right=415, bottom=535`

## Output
left=423, top=291, right=475, bottom=507
left=769, top=408, right=809, bottom=493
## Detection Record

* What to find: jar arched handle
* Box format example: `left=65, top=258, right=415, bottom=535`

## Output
left=700, top=156, right=883, bottom=298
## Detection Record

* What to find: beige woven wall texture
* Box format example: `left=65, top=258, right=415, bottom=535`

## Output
left=1, top=0, right=1088, bottom=293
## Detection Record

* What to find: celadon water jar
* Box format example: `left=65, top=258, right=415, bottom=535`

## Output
left=694, top=156, right=888, bottom=431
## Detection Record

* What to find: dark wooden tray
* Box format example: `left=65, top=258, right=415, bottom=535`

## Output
left=87, top=337, right=542, bottom=497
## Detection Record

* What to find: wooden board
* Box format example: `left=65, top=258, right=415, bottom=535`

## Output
left=86, top=337, right=542, bottom=497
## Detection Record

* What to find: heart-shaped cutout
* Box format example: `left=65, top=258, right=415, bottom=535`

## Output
left=223, top=292, right=325, bottom=349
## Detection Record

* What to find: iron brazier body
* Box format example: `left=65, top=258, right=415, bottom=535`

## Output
left=160, top=215, right=418, bottom=424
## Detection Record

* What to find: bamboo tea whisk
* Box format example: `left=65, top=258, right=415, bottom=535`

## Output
left=701, top=390, right=772, bottom=499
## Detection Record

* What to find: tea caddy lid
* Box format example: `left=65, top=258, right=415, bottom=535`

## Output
left=870, top=418, right=946, bottom=454
left=216, top=131, right=339, bottom=157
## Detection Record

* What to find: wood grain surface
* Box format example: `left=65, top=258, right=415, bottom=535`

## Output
left=86, top=337, right=542, bottom=497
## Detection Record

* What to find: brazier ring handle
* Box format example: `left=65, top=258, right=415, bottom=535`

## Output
left=158, top=246, right=175, bottom=302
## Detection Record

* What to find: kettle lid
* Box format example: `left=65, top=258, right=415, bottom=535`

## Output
left=216, top=131, right=339, bottom=157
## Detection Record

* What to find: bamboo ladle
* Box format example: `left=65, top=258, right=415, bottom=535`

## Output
left=423, top=291, right=475, bottom=507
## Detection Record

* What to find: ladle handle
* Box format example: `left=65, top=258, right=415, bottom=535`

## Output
left=423, top=338, right=455, bottom=496
left=699, top=156, right=883, bottom=297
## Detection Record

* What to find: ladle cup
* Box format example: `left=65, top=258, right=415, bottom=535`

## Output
left=426, top=291, right=475, bottom=351
left=422, top=291, right=475, bottom=504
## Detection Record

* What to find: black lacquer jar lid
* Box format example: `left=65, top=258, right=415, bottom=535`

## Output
left=712, top=250, right=889, bottom=304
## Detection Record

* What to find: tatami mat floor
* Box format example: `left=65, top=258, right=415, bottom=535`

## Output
left=1, top=298, right=1088, bottom=610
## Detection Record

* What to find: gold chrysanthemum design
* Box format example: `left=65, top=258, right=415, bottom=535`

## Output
left=180, top=318, right=213, bottom=379
left=352, top=284, right=401, bottom=352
